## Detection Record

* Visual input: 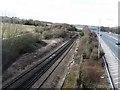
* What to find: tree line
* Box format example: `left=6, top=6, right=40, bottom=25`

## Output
left=1, top=16, right=52, bottom=26
left=100, top=26, right=120, bottom=34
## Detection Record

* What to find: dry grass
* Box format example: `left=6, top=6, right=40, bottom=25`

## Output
left=76, top=27, right=108, bottom=88
left=1, top=23, right=35, bottom=38
left=63, top=73, right=76, bottom=88
left=63, top=64, right=79, bottom=88
left=80, top=59, right=108, bottom=88
left=22, top=24, right=35, bottom=31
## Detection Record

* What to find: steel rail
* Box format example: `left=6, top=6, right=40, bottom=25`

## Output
left=2, top=38, right=75, bottom=90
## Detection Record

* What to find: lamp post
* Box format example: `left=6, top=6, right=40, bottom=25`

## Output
left=97, top=18, right=112, bottom=58
left=98, top=19, right=101, bottom=58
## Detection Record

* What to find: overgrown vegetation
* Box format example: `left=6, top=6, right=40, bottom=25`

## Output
left=2, top=33, right=46, bottom=71
left=76, top=26, right=107, bottom=89
left=63, top=26, right=107, bottom=89
left=63, top=72, right=76, bottom=88
left=1, top=16, right=77, bottom=72
left=80, top=26, right=104, bottom=60
left=1, top=16, right=77, bottom=39
left=34, top=23, right=77, bottom=39
left=79, top=31, right=84, bottom=37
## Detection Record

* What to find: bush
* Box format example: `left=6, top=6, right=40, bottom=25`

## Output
left=84, top=49, right=91, bottom=59
left=80, top=60, right=103, bottom=88
left=34, top=27, right=44, bottom=34
left=99, top=49, right=105, bottom=58
left=2, top=33, right=42, bottom=71
left=79, top=32, right=84, bottom=37
left=34, top=26, right=50, bottom=34
left=82, top=66, right=101, bottom=87
left=90, top=48, right=98, bottom=60
left=42, top=31, right=52, bottom=39
left=87, top=37, right=92, bottom=44
left=52, top=29, right=66, bottom=38
left=87, top=44, right=93, bottom=52
left=82, top=52, right=87, bottom=59
left=82, top=36, right=89, bottom=44
left=82, top=26, right=91, bottom=36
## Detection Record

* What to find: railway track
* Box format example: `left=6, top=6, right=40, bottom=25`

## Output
left=36, top=37, right=76, bottom=89
left=2, top=38, right=76, bottom=90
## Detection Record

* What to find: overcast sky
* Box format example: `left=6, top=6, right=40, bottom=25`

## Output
left=0, top=0, right=119, bottom=27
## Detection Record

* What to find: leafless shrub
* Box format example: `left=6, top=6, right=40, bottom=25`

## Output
left=90, top=48, right=98, bottom=60
left=2, top=33, right=43, bottom=71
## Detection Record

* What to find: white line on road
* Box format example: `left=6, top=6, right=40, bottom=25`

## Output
left=110, top=70, right=118, bottom=73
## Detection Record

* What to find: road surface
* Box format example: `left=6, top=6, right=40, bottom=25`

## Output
left=96, top=31, right=120, bottom=89
left=100, top=32, right=119, bottom=60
